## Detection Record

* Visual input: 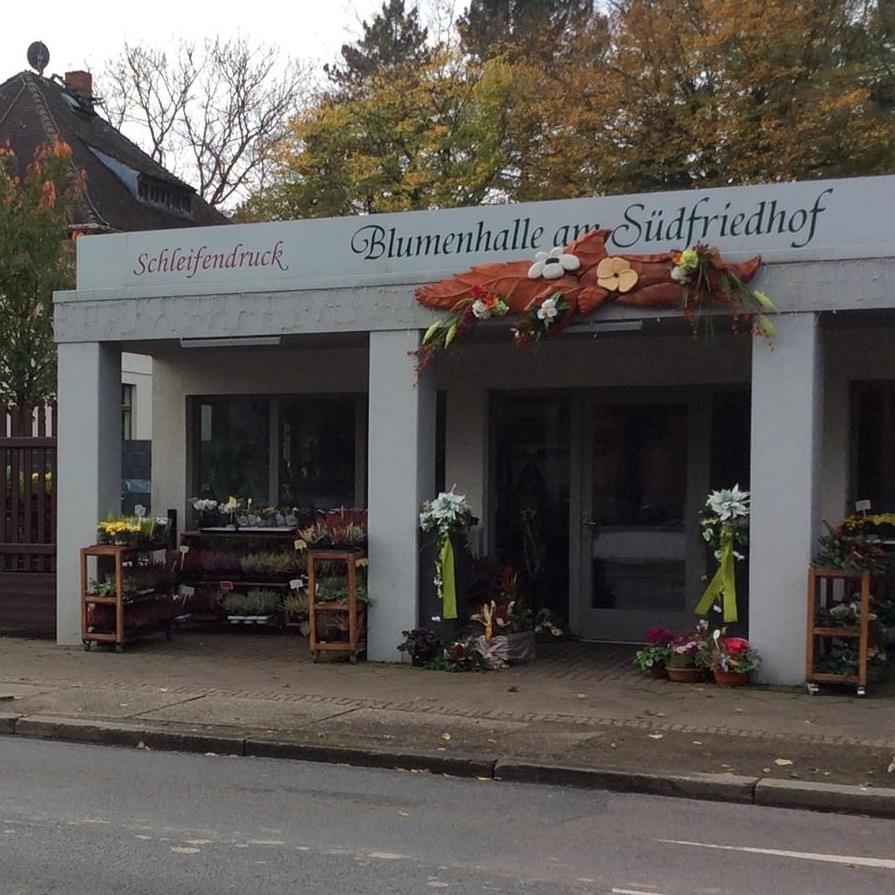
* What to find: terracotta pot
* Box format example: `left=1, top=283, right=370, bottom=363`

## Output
left=666, top=665, right=701, bottom=683
left=713, top=669, right=750, bottom=687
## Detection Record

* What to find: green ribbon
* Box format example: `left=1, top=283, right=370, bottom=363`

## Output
left=438, top=534, right=458, bottom=620
left=695, top=530, right=738, bottom=623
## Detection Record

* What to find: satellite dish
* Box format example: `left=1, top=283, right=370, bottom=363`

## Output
left=27, top=41, right=50, bottom=76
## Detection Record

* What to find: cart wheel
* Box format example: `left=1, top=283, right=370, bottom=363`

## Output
left=806, top=683, right=820, bottom=695
left=856, top=686, right=866, bottom=698
left=311, top=651, right=320, bottom=663
left=82, top=640, right=92, bottom=652
left=115, top=643, right=125, bottom=653
left=349, top=654, right=357, bottom=665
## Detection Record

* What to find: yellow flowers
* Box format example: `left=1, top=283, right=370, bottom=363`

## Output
left=678, top=248, right=699, bottom=269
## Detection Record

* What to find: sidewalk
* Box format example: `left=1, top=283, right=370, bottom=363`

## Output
left=1, top=633, right=893, bottom=798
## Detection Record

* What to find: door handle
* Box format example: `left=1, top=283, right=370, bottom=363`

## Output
left=582, top=518, right=599, bottom=528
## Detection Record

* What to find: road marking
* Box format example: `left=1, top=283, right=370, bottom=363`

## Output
left=660, top=839, right=895, bottom=870
left=612, top=888, right=664, bottom=895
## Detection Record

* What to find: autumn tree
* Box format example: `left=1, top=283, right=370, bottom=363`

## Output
left=0, top=141, right=81, bottom=422
left=515, top=0, right=895, bottom=198
left=457, top=0, right=596, bottom=59
left=100, top=37, right=311, bottom=210
left=241, top=48, right=522, bottom=220
left=324, top=0, right=432, bottom=94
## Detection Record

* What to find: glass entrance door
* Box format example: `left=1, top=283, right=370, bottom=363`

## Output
left=577, top=401, right=691, bottom=641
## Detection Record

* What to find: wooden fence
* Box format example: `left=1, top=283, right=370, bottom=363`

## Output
left=0, top=406, right=56, bottom=636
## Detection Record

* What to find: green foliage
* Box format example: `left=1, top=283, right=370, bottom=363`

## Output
left=315, top=575, right=368, bottom=603
left=324, top=0, right=431, bottom=94
left=240, top=551, right=298, bottom=576
left=283, top=590, right=309, bottom=617
left=244, top=1, right=894, bottom=220
left=0, top=141, right=81, bottom=411
left=224, top=589, right=282, bottom=615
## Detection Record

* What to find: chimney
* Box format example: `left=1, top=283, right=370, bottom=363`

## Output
left=64, top=70, right=93, bottom=107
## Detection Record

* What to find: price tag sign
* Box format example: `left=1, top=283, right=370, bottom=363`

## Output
left=289, top=578, right=304, bottom=591
left=220, top=580, right=234, bottom=592
left=855, top=499, right=871, bottom=513
left=178, top=585, right=195, bottom=597
left=294, top=539, right=307, bottom=552
left=178, top=545, right=190, bottom=555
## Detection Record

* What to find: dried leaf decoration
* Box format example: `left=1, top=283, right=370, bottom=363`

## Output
left=412, top=228, right=770, bottom=371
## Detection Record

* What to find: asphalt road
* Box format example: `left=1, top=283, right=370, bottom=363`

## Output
left=0, top=739, right=892, bottom=895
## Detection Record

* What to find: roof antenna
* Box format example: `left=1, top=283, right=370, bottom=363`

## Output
left=27, top=41, right=50, bottom=76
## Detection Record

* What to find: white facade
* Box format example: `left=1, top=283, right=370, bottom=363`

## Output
left=54, top=176, right=895, bottom=683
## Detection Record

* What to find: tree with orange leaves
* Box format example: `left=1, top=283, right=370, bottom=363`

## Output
left=0, top=140, right=83, bottom=416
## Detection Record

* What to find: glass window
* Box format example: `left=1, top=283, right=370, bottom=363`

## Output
left=492, top=394, right=570, bottom=616
left=121, top=384, right=134, bottom=440
left=195, top=397, right=270, bottom=503
left=279, top=397, right=358, bottom=507
left=853, top=382, right=895, bottom=511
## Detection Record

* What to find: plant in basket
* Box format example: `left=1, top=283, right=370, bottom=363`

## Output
left=397, top=628, right=442, bottom=667
left=634, top=626, right=675, bottom=677
left=469, top=565, right=537, bottom=664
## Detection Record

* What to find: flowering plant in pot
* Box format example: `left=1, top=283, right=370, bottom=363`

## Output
left=665, top=624, right=709, bottom=682
left=633, top=626, right=675, bottom=677
left=709, top=630, right=761, bottom=686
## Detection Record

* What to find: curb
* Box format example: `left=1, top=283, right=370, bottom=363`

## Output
left=246, top=738, right=497, bottom=779
left=14, top=715, right=245, bottom=757
left=755, top=778, right=895, bottom=818
left=0, top=712, right=19, bottom=734
left=493, top=760, right=757, bottom=804
left=3, top=713, right=894, bottom=818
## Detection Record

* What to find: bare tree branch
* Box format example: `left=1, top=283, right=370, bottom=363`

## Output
left=98, top=37, right=311, bottom=210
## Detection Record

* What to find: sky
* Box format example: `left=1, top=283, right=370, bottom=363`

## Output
left=5, top=0, right=395, bottom=80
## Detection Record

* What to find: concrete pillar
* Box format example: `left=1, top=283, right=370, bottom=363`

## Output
left=56, top=342, right=122, bottom=644
left=749, top=314, right=823, bottom=683
left=444, top=384, right=487, bottom=555
left=366, top=330, right=436, bottom=660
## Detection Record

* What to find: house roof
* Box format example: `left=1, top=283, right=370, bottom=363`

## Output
left=0, top=70, right=228, bottom=232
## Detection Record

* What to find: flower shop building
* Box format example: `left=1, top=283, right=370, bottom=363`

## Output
left=54, top=175, right=895, bottom=683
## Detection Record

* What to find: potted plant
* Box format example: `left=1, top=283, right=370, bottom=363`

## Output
left=634, top=626, right=675, bottom=678
left=224, top=589, right=281, bottom=624
left=397, top=628, right=441, bottom=667
left=709, top=631, right=761, bottom=686
left=283, top=590, right=309, bottom=634
left=665, top=626, right=708, bottom=682
left=470, top=567, right=536, bottom=664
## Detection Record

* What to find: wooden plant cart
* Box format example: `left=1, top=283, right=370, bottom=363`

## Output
left=805, top=567, right=872, bottom=696
left=80, top=542, right=173, bottom=652
left=307, top=548, right=366, bottom=663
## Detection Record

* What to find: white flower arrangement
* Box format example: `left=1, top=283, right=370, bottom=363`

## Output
left=419, top=486, right=474, bottom=535
left=536, top=295, right=560, bottom=322
left=701, top=485, right=750, bottom=560
left=527, top=246, right=581, bottom=281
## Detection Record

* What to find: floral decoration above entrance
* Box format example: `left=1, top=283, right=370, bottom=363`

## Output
left=413, top=229, right=776, bottom=370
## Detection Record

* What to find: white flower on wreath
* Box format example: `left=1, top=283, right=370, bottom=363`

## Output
left=706, top=484, right=750, bottom=521
left=471, top=298, right=492, bottom=319
left=536, top=295, right=561, bottom=323
left=671, top=265, right=691, bottom=284
left=528, top=246, right=580, bottom=280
